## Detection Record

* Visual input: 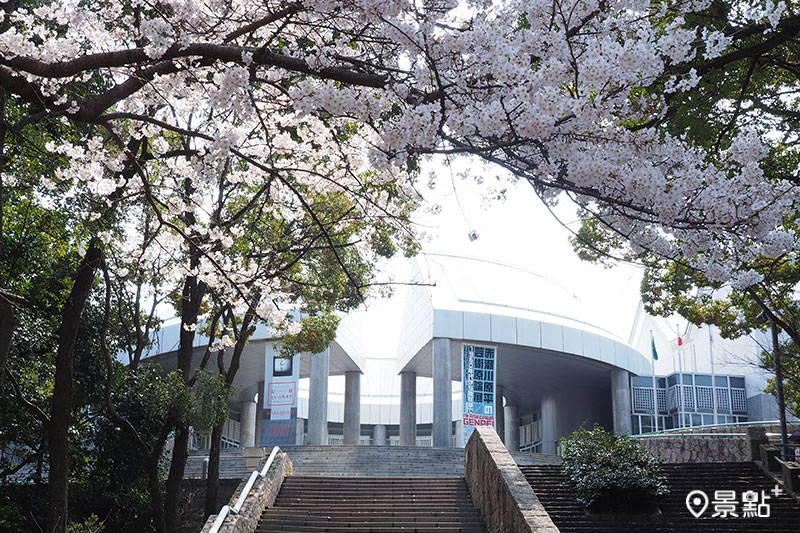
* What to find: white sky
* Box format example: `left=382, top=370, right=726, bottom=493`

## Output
left=354, top=156, right=646, bottom=357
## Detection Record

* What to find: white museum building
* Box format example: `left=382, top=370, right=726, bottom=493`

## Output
left=136, top=254, right=789, bottom=454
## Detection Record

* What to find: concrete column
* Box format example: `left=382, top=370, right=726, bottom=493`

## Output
left=296, top=418, right=305, bottom=445
left=432, top=338, right=452, bottom=447
left=373, top=424, right=387, bottom=445
left=504, top=404, right=519, bottom=452
left=308, top=349, right=330, bottom=445
left=540, top=394, right=557, bottom=454
left=611, top=369, right=633, bottom=435
left=254, top=382, right=265, bottom=446
left=344, top=371, right=361, bottom=445
left=400, top=372, right=417, bottom=445
left=495, top=385, right=505, bottom=443
left=240, top=400, right=257, bottom=448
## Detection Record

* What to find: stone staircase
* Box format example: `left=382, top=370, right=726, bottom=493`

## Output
left=258, top=476, right=486, bottom=532
left=520, top=462, right=800, bottom=532
left=511, top=451, right=563, bottom=466
left=184, top=446, right=561, bottom=479
left=185, top=447, right=250, bottom=479
left=282, top=445, right=467, bottom=477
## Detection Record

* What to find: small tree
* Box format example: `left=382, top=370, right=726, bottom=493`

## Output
left=560, top=426, right=668, bottom=512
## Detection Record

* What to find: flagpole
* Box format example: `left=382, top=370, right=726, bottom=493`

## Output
left=709, top=325, right=718, bottom=425
left=677, top=324, right=685, bottom=428
left=650, top=330, right=659, bottom=432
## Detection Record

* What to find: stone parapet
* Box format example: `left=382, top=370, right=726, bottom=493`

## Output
left=200, top=451, right=291, bottom=533
left=465, top=426, right=559, bottom=533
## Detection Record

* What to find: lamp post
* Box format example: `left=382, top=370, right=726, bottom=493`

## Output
left=758, top=311, right=790, bottom=461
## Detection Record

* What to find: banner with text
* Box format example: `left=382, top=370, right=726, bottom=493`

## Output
left=461, top=344, right=496, bottom=447
left=260, top=343, right=301, bottom=446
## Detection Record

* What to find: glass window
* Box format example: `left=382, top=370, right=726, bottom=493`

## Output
left=631, top=416, right=640, bottom=434
left=730, top=377, right=746, bottom=388
left=632, top=376, right=652, bottom=387
left=668, top=374, right=677, bottom=387
left=702, top=415, right=714, bottom=426
left=683, top=374, right=694, bottom=385
left=695, top=375, right=712, bottom=386
left=657, top=377, right=667, bottom=388
left=715, top=376, right=728, bottom=387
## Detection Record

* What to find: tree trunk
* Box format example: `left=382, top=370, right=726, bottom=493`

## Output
left=204, top=423, right=223, bottom=517
left=163, top=271, right=206, bottom=532
left=203, top=308, right=257, bottom=516
left=0, top=295, right=16, bottom=391
left=47, top=240, right=103, bottom=533
left=164, top=423, right=189, bottom=533
left=147, top=455, right=168, bottom=533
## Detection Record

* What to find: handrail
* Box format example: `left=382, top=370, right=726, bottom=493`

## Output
left=208, top=446, right=281, bottom=533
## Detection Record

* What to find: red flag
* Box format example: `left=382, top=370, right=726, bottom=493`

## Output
left=678, top=337, right=683, bottom=346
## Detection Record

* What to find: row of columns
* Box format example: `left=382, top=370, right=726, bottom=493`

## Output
left=308, top=349, right=365, bottom=445
left=248, top=341, right=634, bottom=449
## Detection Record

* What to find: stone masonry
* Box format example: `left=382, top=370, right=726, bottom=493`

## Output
left=465, top=426, right=559, bottom=533
left=200, top=451, right=291, bottom=533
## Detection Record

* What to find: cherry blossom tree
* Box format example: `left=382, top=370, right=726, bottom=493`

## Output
left=0, top=0, right=798, bottom=531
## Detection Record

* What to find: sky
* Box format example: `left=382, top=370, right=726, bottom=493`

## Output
left=351, top=156, right=646, bottom=358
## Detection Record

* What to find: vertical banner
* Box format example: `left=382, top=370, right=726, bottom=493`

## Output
left=259, top=343, right=301, bottom=446
left=461, top=344, right=496, bottom=447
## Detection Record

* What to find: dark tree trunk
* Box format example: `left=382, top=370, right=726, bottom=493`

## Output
left=164, top=424, right=190, bottom=533
left=163, top=270, right=206, bottom=532
left=204, top=423, right=223, bottom=517
left=203, top=307, right=257, bottom=517
left=46, top=241, right=103, bottom=533
left=0, top=296, right=16, bottom=391
left=147, top=455, right=168, bottom=533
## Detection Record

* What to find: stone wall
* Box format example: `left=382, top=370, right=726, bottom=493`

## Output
left=657, top=422, right=800, bottom=435
left=200, top=451, right=291, bottom=533
left=465, top=426, right=560, bottom=533
left=635, top=423, right=799, bottom=463
left=634, top=434, right=751, bottom=463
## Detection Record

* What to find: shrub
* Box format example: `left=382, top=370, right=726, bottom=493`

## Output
left=560, top=425, right=669, bottom=511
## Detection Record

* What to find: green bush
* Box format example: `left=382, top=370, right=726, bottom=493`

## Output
left=560, top=425, right=669, bottom=511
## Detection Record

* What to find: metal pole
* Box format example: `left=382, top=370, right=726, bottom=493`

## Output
left=677, top=324, right=685, bottom=428
left=770, top=318, right=790, bottom=461
left=709, top=325, right=719, bottom=425
left=650, top=330, right=659, bottom=432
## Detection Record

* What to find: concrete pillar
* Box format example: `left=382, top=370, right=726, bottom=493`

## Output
left=373, top=424, right=387, bottom=445
left=540, top=394, right=557, bottom=454
left=504, top=404, right=520, bottom=452
left=495, top=385, right=505, bottom=443
left=308, top=349, right=329, bottom=445
left=611, top=369, right=633, bottom=435
left=400, top=372, right=417, bottom=445
left=240, top=400, right=257, bottom=448
left=254, top=382, right=265, bottom=446
left=344, top=371, right=361, bottom=445
left=432, top=338, right=452, bottom=447
left=296, top=418, right=305, bottom=445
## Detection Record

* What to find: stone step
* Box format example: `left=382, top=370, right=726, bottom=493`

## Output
left=259, top=476, right=486, bottom=532
left=519, top=462, right=800, bottom=532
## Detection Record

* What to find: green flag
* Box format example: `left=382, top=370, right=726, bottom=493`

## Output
left=651, top=337, right=659, bottom=360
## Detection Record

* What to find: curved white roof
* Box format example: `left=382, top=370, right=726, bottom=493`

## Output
left=397, top=254, right=651, bottom=378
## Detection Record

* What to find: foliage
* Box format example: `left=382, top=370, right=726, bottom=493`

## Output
left=560, top=425, right=669, bottom=510
left=66, top=515, right=105, bottom=533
